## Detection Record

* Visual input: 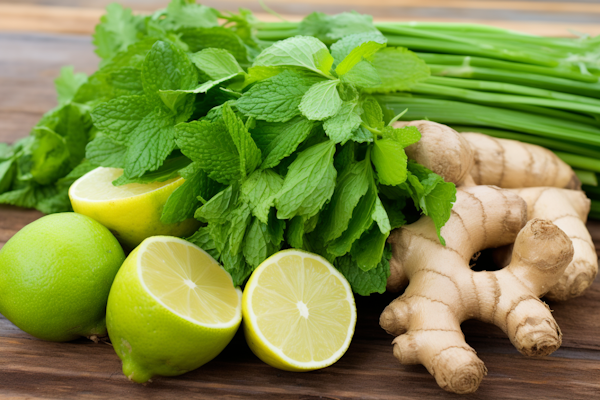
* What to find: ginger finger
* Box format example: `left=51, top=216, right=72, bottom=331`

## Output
left=495, top=187, right=597, bottom=301
left=462, top=132, right=580, bottom=189
left=386, top=185, right=526, bottom=292
left=381, top=212, right=573, bottom=394
left=394, top=120, right=474, bottom=186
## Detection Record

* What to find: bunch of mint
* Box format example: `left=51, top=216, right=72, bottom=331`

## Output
left=0, top=1, right=456, bottom=295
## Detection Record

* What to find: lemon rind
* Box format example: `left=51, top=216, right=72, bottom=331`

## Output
left=69, top=167, right=184, bottom=204
left=136, top=236, right=243, bottom=330
left=244, top=249, right=357, bottom=370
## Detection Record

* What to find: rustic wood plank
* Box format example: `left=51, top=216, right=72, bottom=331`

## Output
left=2, top=3, right=600, bottom=36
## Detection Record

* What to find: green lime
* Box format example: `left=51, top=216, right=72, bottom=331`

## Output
left=0, top=212, right=125, bottom=342
left=106, top=236, right=242, bottom=383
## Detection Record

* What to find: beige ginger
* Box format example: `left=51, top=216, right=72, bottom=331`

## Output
left=381, top=185, right=574, bottom=394
left=394, top=120, right=596, bottom=300
left=495, top=188, right=597, bottom=301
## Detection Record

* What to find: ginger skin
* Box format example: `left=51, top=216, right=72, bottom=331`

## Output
left=462, top=132, right=580, bottom=190
left=494, top=188, right=597, bottom=301
left=381, top=186, right=574, bottom=394
left=394, top=120, right=596, bottom=300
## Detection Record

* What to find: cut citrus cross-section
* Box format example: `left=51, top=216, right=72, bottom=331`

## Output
left=69, top=167, right=199, bottom=249
left=106, top=236, right=242, bottom=383
left=242, top=249, right=356, bottom=371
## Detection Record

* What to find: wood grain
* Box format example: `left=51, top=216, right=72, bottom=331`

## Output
left=0, top=15, right=599, bottom=400
left=2, top=2, right=600, bottom=36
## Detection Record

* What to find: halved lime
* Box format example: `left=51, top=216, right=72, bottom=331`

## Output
left=106, top=236, right=242, bottom=383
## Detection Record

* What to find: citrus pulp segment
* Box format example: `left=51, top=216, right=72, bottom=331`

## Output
left=69, top=167, right=199, bottom=249
left=242, top=249, right=356, bottom=371
left=139, top=237, right=240, bottom=326
left=106, top=236, right=242, bottom=383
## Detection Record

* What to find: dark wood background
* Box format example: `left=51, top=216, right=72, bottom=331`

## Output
left=1, top=1, right=600, bottom=398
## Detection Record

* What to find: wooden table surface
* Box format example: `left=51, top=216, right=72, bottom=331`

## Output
left=1, top=1, right=600, bottom=398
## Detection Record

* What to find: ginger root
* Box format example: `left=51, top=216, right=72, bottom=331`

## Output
left=463, top=132, right=580, bottom=190
left=494, top=187, right=597, bottom=301
left=394, top=120, right=597, bottom=300
left=381, top=186, right=574, bottom=394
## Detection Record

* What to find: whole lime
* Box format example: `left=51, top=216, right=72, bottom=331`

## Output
left=0, top=212, right=125, bottom=341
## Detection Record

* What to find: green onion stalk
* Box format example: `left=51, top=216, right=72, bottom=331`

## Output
left=256, top=19, right=600, bottom=218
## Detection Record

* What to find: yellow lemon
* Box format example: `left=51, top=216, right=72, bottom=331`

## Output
left=106, top=236, right=242, bottom=383
left=242, top=249, right=356, bottom=371
left=69, top=167, right=199, bottom=249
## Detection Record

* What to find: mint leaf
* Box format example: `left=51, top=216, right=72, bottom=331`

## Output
left=91, top=95, right=152, bottom=144
left=159, top=72, right=241, bottom=109
left=327, top=165, right=377, bottom=257
left=240, top=169, right=283, bottom=224
left=195, top=185, right=238, bottom=224
left=323, top=100, right=362, bottom=144
left=123, top=108, right=180, bottom=178
left=335, top=246, right=391, bottom=296
left=331, top=32, right=387, bottom=67
left=85, top=134, right=126, bottom=168
left=236, top=70, right=324, bottom=123
left=162, top=0, right=219, bottom=30
left=142, top=40, right=198, bottom=105
left=113, top=156, right=190, bottom=186
left=221, top=102, right=262, bottom=178
left=299, top=79, right=342, bottom=121
left=243, top=217, right=279, bottom=269
left=176, top=119, right=243, bottom=184
left=372, top=196, right=391, bottom=234
left=190, top=48, right=243, bottom=80
left=29, top=127, right=70, bottom=185
left=253, top=36, right=334, bottom=77
left=179, top=27, right=250, bottom=65
left=372, top=137, right=408, bottom=186
left=106, top=67, right=144, bottom=96
left=340, top=60, right=382, bottom=89
left=362, top=97, right=384, bottom=130
left=405, top=162, right=456, bottom=245
left=351, top=126, right=373, bottom=143
left=336, top=41, right=385, bottom=76
left=186, top=227, right=220, bottom=260
left=228, top=203, right=252, bottom=254
left=93, top=3, right=141, bottom=63
left=0, top=159, right=15, bottom=194
left=276, top=141, right=337, bottom=219
left=55, top=66, right=88, bottom=106
left=251, top=117, right=315, bottom=169
left=299, top=11, right=379, bottom=43
left=318, top=159, right=371, bottom=243
left=161, top=162, right=222, bottom=224
left=221, top=242, right=252, bottom=286
left=365, top=47, right=430, bottom=93
left=350, top=225, right=388, bottom=272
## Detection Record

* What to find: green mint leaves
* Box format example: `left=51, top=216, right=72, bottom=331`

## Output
left=91, top=40, right=197, bottom=178
left=2, top=1, right=457, bottom=295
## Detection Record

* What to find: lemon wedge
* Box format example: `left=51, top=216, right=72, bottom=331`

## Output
left=69, top=167, right=199, bottom=249
left=242, top=249, right=356, bottom=371
left=107, top=236, right=242, bottom=383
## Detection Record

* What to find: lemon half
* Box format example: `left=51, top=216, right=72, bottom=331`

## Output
left=106, top=236, right=242, bottom=383
left=242, top=249, right=356, bottom=371
left=69, top=167, right=199, bottom=249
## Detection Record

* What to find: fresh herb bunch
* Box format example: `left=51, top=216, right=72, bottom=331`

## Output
left=0, top=1, right=457, bottom=295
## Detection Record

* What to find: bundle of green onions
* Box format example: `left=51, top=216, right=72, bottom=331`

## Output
left=256, top=16, right=600, bottom=219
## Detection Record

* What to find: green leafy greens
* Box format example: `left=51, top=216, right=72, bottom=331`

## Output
left=0, top=1, right=456, bottom=295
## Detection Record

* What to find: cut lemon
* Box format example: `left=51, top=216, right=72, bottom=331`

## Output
left=69, top=167, right=199, bottom=249
left=106, top=236, right=242, bottom=383
left=242, top=249, right=356, bottom=371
